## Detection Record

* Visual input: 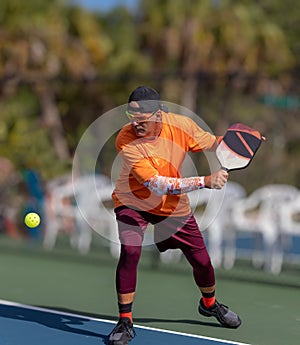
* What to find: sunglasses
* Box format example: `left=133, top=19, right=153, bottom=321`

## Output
left=125, top=110, right=157, bottom=124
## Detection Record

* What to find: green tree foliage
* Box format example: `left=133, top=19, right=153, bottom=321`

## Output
left=138, top=0, right=294, bottom=98
left=234, top=0, right=300, bottom=60
left=0, top=88, right=66, bottom=178
left=0, top=0, right=113, bottom=178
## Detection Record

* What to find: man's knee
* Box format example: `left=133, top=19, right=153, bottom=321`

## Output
left=121, top=244, right=142, bottom=263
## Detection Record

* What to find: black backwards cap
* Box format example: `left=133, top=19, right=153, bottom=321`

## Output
left=127, top=86, right=168, bottom=113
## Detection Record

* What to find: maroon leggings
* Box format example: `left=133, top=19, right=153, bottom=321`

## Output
left=115, top=206, right=215, bottom=294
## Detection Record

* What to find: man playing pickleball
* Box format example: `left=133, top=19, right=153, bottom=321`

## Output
left=108, top=86, right=241, bottom=345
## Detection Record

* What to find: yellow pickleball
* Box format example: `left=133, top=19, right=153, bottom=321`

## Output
left=24, top=212, right=40, bottom=228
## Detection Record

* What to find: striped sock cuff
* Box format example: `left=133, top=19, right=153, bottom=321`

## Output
left=118, top=302, right=133, bottom=313
left=201, top=291, right=215, bottom=298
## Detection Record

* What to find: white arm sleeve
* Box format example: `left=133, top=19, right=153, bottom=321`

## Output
left=143, top=175, right=205, bottom=196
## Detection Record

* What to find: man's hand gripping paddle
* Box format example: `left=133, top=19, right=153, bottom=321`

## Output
left=216, top=123, right=265, bottom=172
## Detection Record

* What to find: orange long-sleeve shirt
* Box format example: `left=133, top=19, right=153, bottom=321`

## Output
left=112, top=112, right=217, bottom=216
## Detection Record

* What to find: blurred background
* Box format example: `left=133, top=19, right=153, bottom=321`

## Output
left=0, top=0, right=299, bottom=297
left=0, top=2, right=299, bottom=344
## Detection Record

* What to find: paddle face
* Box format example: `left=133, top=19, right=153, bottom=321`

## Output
left=216, top=123, right=264, bottom=171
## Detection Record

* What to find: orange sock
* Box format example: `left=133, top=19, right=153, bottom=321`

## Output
left=119, top=312, right=133, bottom=323
left=202, top=296, right=216, bottom=308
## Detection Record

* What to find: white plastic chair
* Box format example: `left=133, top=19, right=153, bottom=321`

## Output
left=225, top=184, right=299, bottom=274
left=187, top=181, right=246, bottom=268
left=43, top=174, right=116, bottom=255
left=206, top=182, right=246, bottom=268
left=72, top=174, right=116, bottom=255
left=277, top=192, right=300, bottom=270
left=43, top=174, right=76, bottom=251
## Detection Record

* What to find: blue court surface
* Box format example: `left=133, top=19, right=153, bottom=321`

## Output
left=0, top=299, right=250, bottom=345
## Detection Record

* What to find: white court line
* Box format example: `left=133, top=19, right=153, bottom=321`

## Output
left=0, top=299, right=251, bottom=345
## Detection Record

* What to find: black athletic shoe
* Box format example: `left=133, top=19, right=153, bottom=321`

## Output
left=198, top=298, right=241, bottom=328
left=108, top=317, right=136, bottom=345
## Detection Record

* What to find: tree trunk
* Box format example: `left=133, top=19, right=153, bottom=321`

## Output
left=35, top=83, right=70, bottom=161
left=181, top=76, right=198, bottom=111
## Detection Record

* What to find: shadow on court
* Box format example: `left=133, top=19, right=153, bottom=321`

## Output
left=0, top=304, right=109, bottom=343
left=39, top=306, right=223, bottom=329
